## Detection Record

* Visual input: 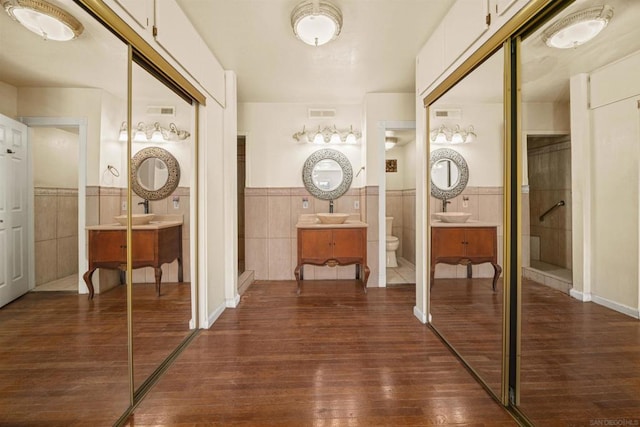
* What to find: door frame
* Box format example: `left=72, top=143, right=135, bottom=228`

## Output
left=20, top=117, right=88, bottom=294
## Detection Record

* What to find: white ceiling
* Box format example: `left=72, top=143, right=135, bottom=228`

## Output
left=174, top=0, right=456, bottom=103
left=1, top=0, right=639, bottom=108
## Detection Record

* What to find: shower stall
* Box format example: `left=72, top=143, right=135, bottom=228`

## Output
left=523, top=134, right=573, bottom=292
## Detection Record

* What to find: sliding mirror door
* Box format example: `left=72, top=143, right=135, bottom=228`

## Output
left=0, top=0, right=130, bottom=423
left=428, top=47, right=506, bottom=398
left=130, top=61, right=194, bottom=392
left=517, top=0, right=640, bottom=423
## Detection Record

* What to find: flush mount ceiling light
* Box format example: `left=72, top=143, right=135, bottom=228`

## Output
left=291, top=0, right=342, bottom=47
left=3, top=0, right=84, bottom=41
left=542, top=5, right=613, bottom=49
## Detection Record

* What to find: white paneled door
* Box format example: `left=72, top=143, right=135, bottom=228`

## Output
left=0, top=114, right=29, bottom=308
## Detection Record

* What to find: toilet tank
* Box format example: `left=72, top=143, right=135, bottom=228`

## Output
left=386, top=217, right=393, bottom=233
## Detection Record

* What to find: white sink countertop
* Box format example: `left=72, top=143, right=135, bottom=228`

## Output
left=296, top=213, right=367, bottom=229
left=86, top=214, right=184, bottom=230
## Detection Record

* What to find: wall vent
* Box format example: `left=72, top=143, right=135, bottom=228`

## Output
left=146, top=106, right=176, bottom=116
left=432, top=109, right=461, bottom=119
left=308, top=109, right=336, bottom=119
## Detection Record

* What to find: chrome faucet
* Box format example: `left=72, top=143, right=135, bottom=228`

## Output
left=442, top=199, right=450, bottom=212
left=329, top=200, right=334, bottom=213
left=138, top=199, right=150, bottom=214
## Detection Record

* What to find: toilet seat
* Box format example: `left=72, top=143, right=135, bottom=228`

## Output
left=386, top=235, right=399, bottom=243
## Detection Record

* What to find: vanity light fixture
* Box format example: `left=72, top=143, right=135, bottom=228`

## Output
left=542, top=5, right=613, bottom=49
left=117, top=121, right=191, bottom=143
left=430, top=125, right=476, bottom=145
left=291, top=0, right=342, bottom=47
left=293, top=125, right=361, bottom=144
left=3, top=0, right=84, bottom=41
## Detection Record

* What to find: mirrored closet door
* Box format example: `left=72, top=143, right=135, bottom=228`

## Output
left=428, top=47, right=507, bottom=399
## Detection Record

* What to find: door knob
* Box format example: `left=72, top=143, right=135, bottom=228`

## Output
left=6, top=149, right=14, bottom=154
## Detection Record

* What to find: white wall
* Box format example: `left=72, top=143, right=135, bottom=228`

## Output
left=238, top=103, right=363, bottom=188
left=17, top=88, right=105, bottom=187
left=578, top=50, right=640, bottom=317
left=32, top=128, right=78, bottom=188
left=0, top=81, right=17, bottom=118
left=429, top=103, right=504, bottom=187
left=363, top=93, right=415, bottom=187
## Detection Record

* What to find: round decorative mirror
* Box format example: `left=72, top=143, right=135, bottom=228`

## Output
left=131, top=147, right=180, bottom=200
left=302, top=149, right=353, bottom=200
left=430, top=148, right=468, bottom=200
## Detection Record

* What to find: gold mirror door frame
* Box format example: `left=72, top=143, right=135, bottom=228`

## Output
left=423, top=0, right=563, bottom=420
left=426, top=44, right=510, bottom=404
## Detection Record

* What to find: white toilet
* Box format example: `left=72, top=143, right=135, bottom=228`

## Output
left=386, top=217, right=400, bottom=268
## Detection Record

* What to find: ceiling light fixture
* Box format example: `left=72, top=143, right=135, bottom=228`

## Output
left=384, top=137, right=397, bottom=151
left=3, top=0, right=84, bottom=41
left=291, top=0, right=342, bottom=47
left=542, top=5, right=613, bottom=49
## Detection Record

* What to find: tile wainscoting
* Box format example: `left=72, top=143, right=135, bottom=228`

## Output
left=34, top=188, right=78, bottom=286
left=245, top=186, right=381, bottom=286
left=385, top=189, right=416, bottom=265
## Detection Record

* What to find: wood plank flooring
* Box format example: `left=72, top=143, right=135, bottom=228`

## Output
left=0, top=282, right=191, bottom=427
left=430, top=277, right=640, bottom=426
left=126, top=281, right=516, bottom=426
left=520, top=279, right=640, bottom=426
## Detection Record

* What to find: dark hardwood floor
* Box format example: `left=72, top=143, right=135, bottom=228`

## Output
left=126, top=281, right=516, bottom=426
left=430, top=276, right=640, bottom=426
left=4, top=277, right=636, bottom=426
left=0, top=282, right=191, bottom=427
left=520, top=279, right=640, bottom=426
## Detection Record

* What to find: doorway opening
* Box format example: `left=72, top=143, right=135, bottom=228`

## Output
left=30, top=126, right=80, bottom=292
left=523, top=133, right=572, bottom=292
left=381, top=124, right=416, bottom=286
left=237, top=135, right=246, bottom=276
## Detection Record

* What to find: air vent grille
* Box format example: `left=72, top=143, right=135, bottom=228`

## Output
left=432, top=109, right=461, bottom=119
left=308, top=109, right=336, bottom=119
left=147, top=106, right=176, bottom=116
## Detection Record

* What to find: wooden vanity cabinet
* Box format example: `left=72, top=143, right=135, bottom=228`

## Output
left=431, top=226, right=501, bottom=290
left=295, top=227, right=369, bottom=294
left=83, top=224, right=183, bottom=299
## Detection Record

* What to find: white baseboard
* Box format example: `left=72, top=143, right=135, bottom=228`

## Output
left=413, top=306, right=427, bottom=324
left=570, top=289, right=639, bottom=319
left=592, top=294, right=640, bottom=319
left=226, top=293, right=240, bottom=308
left=202, top=301, right=226, bottom=329
left=570, top=288, right=592, bottom=302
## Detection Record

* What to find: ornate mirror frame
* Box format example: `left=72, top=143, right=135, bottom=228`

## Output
left=131, top=146, right=180, bottom=200
left=430, top=148, right=469, bottom=200
left=302, top=148, right=353, bottom=200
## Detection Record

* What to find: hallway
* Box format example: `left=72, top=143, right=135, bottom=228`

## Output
left=126, top=281, right=515, bottom=426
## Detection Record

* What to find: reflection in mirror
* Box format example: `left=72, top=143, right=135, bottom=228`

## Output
left=430, top=148, right=469, bottom=201
left=138, top=158, right=168, bottom=191
left=131, top=62, right=193, bottom=392
left=131, top=146, right=181, bottom=201
left=312, top=159, right=343, bottom=191
left=429, top=48, right=505, bottom=397
left=302, top=148, right=353, bottom=201
left=0, top=0, right=130, bottom=424
left=518, top=0, right=640, bottom=423
left=432, top=159, right=459, bottom=190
